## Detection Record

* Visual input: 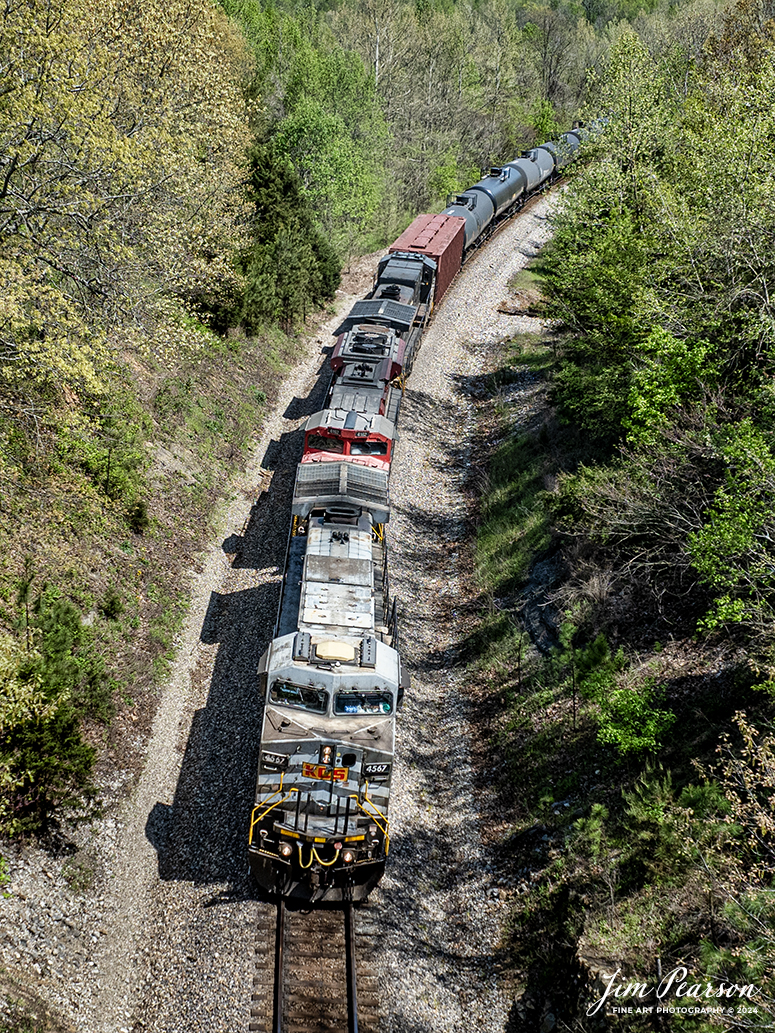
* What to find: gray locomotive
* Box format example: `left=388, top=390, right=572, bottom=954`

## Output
left=249, top=462, right=405, bottom=902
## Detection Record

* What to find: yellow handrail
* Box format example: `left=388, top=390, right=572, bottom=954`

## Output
left=348, top=788, right=390, bottom=855
left=249, top=780, right=299, bottom=843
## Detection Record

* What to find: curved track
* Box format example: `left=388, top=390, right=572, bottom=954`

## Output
left=39, top=195, right=560, bottom=1033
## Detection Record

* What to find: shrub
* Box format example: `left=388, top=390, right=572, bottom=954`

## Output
left=2, top=700, right=97, bottom=835
left=99, top=587, right=123, bottom=620
left=0, top=583, right=115, bottom=834
left=126, top=500, right=150, bottom=534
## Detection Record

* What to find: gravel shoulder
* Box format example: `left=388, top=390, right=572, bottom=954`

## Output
left=0, top=197, right=559, bottom=1033
left=374, top=195, right=558, bottom=1032
left=0, top=293, right=361, bottom=1033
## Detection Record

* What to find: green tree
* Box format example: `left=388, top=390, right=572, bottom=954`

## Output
left=689, top=420, right=775, bottom=651
left=241, top=144, right=340, bottom=329
left=0, top=0, right=251, bottom=447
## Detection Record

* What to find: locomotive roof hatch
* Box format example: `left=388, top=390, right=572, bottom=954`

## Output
left=338, top=357, right=392, bottom=386
left=333, top=299, right=416, bottom=337
left=328, top=383, right=383, bottom=417
left=315, top=640, right=356, bottom=663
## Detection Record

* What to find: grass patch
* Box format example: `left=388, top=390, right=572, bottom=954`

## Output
left=61, top=851, right=97, bottom=894
left=474, top=336, right=588, bottom=602
left=0, top=969, right=73, bottom=1033
left=507, top=268, right=542, bottom=293
left=148, top=586, right=188, bottom=680
left=477, top=431, right=552, bottom=594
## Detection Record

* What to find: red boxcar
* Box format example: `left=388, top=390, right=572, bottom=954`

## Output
left=388, top=213, right=466, bottom=305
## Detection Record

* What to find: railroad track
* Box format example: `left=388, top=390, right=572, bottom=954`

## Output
left=250, top=902, right=382, bottom=1033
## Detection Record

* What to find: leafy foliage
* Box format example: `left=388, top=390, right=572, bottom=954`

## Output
left=537, top=4, right=775, bottom=665
left=0, top=0, right=251, bottom=451
left=223, top=0, right=605, bottom=252
left=240, top=144, right=341, bottom=330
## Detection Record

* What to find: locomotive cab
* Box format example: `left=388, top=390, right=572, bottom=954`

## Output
left=301, top=409, right=395, bottom=470
left=249, top=632, right=406, bottom=902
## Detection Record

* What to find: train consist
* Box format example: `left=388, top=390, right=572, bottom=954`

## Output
left=248, top=126, right=587, bottom=902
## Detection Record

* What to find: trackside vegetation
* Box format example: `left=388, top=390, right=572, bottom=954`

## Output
left=472, top=2, right=775, bottom=1028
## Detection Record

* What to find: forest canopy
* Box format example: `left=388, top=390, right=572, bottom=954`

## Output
left=0, top=0, right=252, bottom=446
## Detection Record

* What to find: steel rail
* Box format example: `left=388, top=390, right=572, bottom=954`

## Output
left=272, top=900, right=285, bottom=1033
left=344, top=904, right=359, bottom=1033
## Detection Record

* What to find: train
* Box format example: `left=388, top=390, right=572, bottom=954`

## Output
left=247, top=125, right=588, bottom=902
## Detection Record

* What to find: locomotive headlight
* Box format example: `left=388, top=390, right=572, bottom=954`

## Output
left=320, top=745, right=334, bottom=766
left=279, top=842, right=293, bottom=859
left=342, top=849, right=356, bottom=864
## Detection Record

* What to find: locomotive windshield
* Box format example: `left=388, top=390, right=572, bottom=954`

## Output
left=334, top=691, right=393, bottom=715
left=270, top=681, right=329, bottom=713
left=307, top=434, right=344, bottom=453
left=350, top=440, right=388, bottom=456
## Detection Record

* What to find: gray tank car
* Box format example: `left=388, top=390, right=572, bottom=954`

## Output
left=506, top=154, right=541, bottom=194
left=524, top=146, right=556, bottom=184
left=441, top=189, right=495, bottom=247
left=557, top=130, right=582, bottom=166
left=469, top=165, right=526, bottom=218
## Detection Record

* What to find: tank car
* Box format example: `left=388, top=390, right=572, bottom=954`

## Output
left=441, top=189, right=495, bottom=248
left=470, top=165, right=526, bottom=219
left=556, top=129, right=582, bottom=167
